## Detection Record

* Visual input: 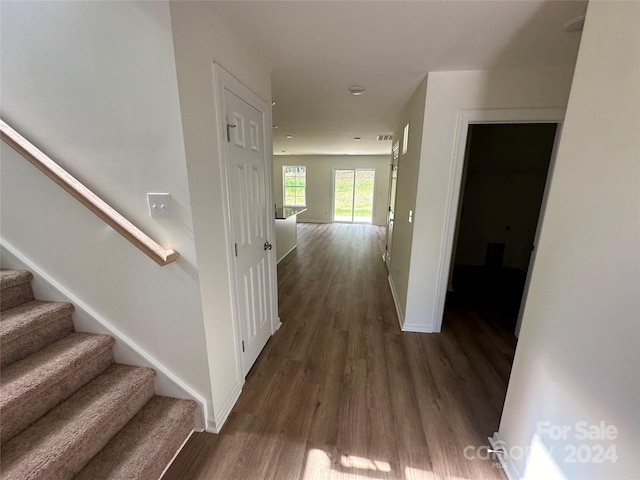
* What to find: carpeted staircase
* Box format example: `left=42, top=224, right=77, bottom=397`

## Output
left=0, top=269, right=197, bottom=480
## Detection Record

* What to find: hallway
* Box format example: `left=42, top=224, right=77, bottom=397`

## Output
left=164, top=223, right=514, bottom=480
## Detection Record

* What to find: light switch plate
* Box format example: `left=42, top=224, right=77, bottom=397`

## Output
left=147, top=193, right=172, bottom=218
left=408, top=209, right=413, bottom=223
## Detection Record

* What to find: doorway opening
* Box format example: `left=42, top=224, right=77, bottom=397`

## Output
left=447, top=123, right=558, bottom=337
left=333, top=168, right=375, bottom=223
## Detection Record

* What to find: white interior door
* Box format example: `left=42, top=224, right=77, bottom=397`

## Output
left=224, top=87, right=275, bottom=376
left=385, top=142, right=399, bottom=267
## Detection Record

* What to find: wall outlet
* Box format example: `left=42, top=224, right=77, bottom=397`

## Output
left=408, top=209, right=413, bottom=223
left=147, top=193, right=172, bottom=218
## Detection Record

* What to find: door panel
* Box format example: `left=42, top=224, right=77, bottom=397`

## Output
left=334, top=169, right=355, bottom=222
left=354, top=169, right=375, bottom=223
left=333, top=168, right=375, bottom=223
left=225, top=88, right=274, bottom=376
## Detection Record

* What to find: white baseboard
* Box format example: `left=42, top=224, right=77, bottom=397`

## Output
left=388, top=275, right=435, bottom=333
left=401, top=322, right=434, bottom=333
left=209, top=379, right=243, bottom=433
left=298, top=219, right=387, bottom=227
left=277, top=244, right=297, bottom=264
left=297, top=219, right=328, bottom=224
left=489, top=432, right=521, bottom=480
left=387, top=275, right=405, bottom=330
left=1, top=240, right=209, bottom=430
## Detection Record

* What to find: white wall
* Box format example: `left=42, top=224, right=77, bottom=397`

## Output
left=387, top=79, right=428, bottom=325
left=169, top=1, right=273, bottom=430
left=0, top=0, right=212, bottom=414
left=401, top=66, right=575, bottom=332
left=273, top=155, right=390, bottom=226
left=498, top=2, right=640, bottom=478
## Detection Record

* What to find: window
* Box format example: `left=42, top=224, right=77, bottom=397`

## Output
left=283, top=166, right=306, bottom=206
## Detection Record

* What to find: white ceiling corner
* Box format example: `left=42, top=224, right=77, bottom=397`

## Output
left=212, top=0, right=587, bottom=157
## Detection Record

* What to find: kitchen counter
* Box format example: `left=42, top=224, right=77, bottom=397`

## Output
left=275, top=206, right=307, bottom=220
left=274, top=207, right=307, bottom=263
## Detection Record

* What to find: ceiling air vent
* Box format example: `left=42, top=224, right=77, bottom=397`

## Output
left=377, top=134, right=393, bottom=141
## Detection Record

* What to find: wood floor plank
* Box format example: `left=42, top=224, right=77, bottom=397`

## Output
left=307, top=329, right=348, bottom=447
left=164, top=223, right=513, bottom=480
left=384, top=333, right=432, bottom=467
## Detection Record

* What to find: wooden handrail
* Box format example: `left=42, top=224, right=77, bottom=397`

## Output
left=0, top=120, right=179, bottom=266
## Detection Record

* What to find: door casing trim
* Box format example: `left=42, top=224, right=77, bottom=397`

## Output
left=434, top=108, right=565, bottom=334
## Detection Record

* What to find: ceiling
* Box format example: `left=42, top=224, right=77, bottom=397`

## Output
left=212, top=1, right=587, bottom=157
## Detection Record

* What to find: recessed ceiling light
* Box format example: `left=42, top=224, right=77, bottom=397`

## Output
left=353, top=137, right=362, bottom=141
left=563, top=15, right=585, bottom=33
left=347, top=85, right=366, bottom=96
left=272, top=101, right=276, bottom=106
left=285, top=135, right=293, bottom=139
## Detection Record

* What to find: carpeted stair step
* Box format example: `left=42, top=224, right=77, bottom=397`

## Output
left=0, top=332, right=115, bottom=444
left=0, top=364, right=156, bottom=480
left=74, top=396, right=197, bottom=480
left=1, top=300, right=75, bottom=368
left=1, top=269, right=35, bottom=312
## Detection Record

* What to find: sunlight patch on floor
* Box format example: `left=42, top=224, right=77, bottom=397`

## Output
left=302, top=448, right=455, bottom=480
left=302, top=448, right=332, bottom=480
left=403, top=466, right=438, bottom=480
left=340, top=454, right=391, bottom=472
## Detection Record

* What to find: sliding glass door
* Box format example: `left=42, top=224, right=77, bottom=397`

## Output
left=333, top=169, right=375, bottom=223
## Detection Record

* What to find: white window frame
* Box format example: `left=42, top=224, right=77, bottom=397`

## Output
left=331, top=167, right=376, bottom=224
left=282, top=165, right=306, bottom=207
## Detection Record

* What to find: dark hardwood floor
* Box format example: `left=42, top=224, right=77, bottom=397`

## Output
left=164, top=223, right=515, bottom=480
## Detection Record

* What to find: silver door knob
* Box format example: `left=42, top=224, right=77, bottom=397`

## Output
left=264, top=241, right=273, bottom=251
